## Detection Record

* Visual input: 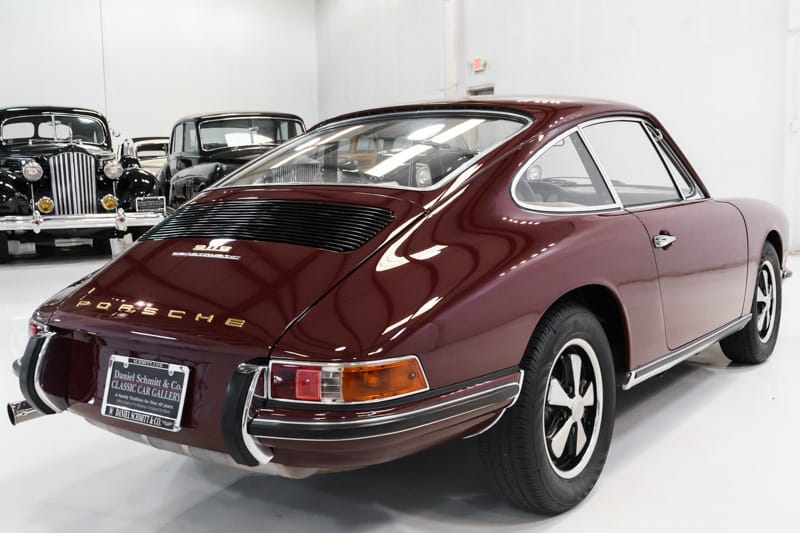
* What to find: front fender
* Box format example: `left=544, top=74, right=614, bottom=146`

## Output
left=117, top=168, right=158, bottom=210
left=169, top=162, right=226, bottom=207
left=0, top=170, right=30, bottom=216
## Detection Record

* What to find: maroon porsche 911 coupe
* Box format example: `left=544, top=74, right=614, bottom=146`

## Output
left=9, top=97, right=790, bottom=514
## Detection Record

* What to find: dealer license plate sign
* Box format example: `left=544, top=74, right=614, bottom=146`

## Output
left=135, top=196, right=166, bottom=214
left=101, top=355, right=190, bottom=432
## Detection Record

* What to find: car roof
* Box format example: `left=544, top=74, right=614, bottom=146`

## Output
left=173, top=111, right=305, bottom=124
left=129, top=137, right=169, bottom=144
left=313, top=96, right=651, bottom=129
left=0, top=106, right=108, bottom=121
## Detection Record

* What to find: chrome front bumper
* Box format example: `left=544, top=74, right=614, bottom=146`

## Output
left=0, top=210, right=164, bottom=233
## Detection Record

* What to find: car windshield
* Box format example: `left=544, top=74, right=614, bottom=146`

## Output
left=199, top=117, right=303, bottom=151
left=0, top=113, right=107, bottom=145
left=218, top=112, right=528, bottom=190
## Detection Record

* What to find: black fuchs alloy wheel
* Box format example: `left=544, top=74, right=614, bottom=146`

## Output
left=543, top=338, right=603, bottom=479
left=480, top=302, right=616, bottom=514
left=720, top=242, right=782, bottom=364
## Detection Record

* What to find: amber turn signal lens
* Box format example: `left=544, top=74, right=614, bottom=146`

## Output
left=101, top=194, right=118, bottom=211
left=341, top=358, right=428, bottom=402
left=36, top=196, right=54, bottom=214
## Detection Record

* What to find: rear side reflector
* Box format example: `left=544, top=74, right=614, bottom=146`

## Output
left=268, top=356, right=429, bottom=404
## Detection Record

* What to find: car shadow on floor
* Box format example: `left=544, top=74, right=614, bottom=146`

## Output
left=159, top=346, right=753, bottom=531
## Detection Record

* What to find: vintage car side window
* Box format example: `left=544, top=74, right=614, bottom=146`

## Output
left=183, top=123, right=198, bottom=153
left=172, top=124, right=184, bottom=154
left=513, top=132, right=614, bottom=209
left=582, top=121, right=680, bottom=206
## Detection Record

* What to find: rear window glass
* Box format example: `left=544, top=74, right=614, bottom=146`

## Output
left=218, top=112, right=528, bottom=190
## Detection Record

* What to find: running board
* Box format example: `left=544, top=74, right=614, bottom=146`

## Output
left=623, top=314, right=752, bottom=390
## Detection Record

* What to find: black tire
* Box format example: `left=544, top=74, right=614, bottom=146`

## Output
left=720, top=242, right=782, bottom=364
left=0, top=232, right=9, bottom=263
left=480, top=302, right=616, bottom=514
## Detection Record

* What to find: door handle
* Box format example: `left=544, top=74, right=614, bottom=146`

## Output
left=653, top=234, right=677, bottom=249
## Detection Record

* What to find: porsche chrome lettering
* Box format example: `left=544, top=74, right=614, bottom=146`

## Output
left=74, top=300, right=245, bottom=328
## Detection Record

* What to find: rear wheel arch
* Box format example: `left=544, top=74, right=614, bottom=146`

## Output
left=536, top=285, right=630, bottom=384
left=766, top=230, right=783, bottom=264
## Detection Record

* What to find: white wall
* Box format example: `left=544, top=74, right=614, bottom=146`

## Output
left=316, top=0, right=446, bottom=120
left=0, top=0, right=319, bottom=140
left=101, top=0, right=319, bottom=138
left=0, top=0, right=106, bottom=111
left=787, top=0, right=800, bottom=250
left=460, top=0, right=789, bottom=236
left=315, top=0, right=796, bottom=249
left=1, top=0, right=797, bottom=249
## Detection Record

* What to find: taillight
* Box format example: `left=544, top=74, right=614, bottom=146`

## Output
left=269, top=356, right=428, bottom=404
left=28, top=320, right=47, bottom=338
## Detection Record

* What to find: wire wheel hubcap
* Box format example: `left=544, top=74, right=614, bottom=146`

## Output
left=755, top=259, right=777, bottom=343
left=543, top=338, right=603, bottom=479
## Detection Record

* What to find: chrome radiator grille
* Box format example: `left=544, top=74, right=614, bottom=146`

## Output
left=48, top=152, right=97, bottom=215
left=269, top=162, right=321, bottom=184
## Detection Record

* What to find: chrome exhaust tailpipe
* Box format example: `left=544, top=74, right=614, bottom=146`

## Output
left=7, top=401, right=45, bottom=426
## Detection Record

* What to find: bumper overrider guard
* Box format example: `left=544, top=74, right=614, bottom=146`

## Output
left=8, top=331, right=524, bottom=476
left=7, top=330, right=62, bottom=426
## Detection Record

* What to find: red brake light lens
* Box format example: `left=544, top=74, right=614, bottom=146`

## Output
left=294, top=369, right=322, bottom=400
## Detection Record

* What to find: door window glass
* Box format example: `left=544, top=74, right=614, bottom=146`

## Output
left=582, top=121, right=680, bottom=206
left=172, top=123, right=184, bottom=154
left=183, top=122, right=198, bottom=153
left=513, top=132, right=614, bottom=208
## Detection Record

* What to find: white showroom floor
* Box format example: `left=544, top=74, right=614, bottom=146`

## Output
left=0, top=250, right=798, bottom=532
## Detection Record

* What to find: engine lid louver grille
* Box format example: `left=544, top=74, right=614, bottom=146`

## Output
left=142, top=199, right=395, bottom=252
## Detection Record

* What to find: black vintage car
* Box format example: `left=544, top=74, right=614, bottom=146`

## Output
left=0, top=106, right=166, bottom=262
left=118, top=137, right=169, bottom=178
left=163, top=111, right=305, bottom=208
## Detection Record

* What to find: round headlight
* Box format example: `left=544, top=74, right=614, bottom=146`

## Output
left=22, top=161, right=44, bottom=182
left=36, top=196, right=55, bottom=214
left=414, top=164, right=432, bottom=188
left=103, top=160, right=124, bottom=180
left=101, top=194, right=118, bottom=211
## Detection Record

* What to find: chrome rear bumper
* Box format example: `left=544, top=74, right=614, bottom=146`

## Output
left=0, top=210, right=163, bottom=233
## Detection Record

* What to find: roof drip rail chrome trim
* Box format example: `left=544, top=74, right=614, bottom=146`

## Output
left=623, top=314, right=752, bottom=390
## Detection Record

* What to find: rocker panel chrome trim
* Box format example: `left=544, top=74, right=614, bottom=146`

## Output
left=623, top=315, right=752, bottom=390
